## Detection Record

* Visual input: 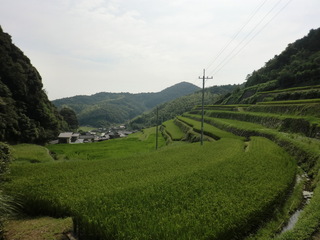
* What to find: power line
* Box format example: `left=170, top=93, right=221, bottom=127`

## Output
left=155, top=106, right=159, bottom=150
left=211, top=0, right=293, bottom=76
left=206, top=0, right=269, bottom=71
left=208, top=0, right=284, bottom=76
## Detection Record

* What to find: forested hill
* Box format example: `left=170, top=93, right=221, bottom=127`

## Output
left=217, top=28, right=320, bottom=104
left=0, top=26, right=67, bottom=144
left=129, top=84, right=238, bottom=129
left=52, top=82, right=200, bottom=127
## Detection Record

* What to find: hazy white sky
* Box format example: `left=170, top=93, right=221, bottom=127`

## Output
left=0, top=0, right=319, bottom=100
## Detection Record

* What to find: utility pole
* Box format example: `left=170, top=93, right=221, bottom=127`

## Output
left=156, top=106, right=159, bottom=150
left=199, top=69, right=213, bottom=145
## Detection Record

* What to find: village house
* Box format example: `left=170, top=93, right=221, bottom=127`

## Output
left=58, top=132, right=80, bottom=144
left=58, top=132, right=73, bottom=144
left=79, top=134, right=97, bottom=143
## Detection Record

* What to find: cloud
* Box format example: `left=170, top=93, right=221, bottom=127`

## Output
left=0, top=0, right=319, bottom=99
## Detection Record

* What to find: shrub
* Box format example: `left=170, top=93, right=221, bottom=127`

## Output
left=0, top=142, right=14, bottom=239
left=0, top=142, right=12, bottom=176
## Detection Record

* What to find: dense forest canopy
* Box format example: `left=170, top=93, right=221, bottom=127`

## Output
left=245, top=28, right=320, bottom=88
left=0, top=26, right=68, bottom=144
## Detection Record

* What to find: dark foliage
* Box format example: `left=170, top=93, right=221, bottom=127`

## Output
left=59, top=107, right=79, bottom=131
left=0, top=142, right=12, bottom=176
left=245, top=28, right=320, bottom=89
left=0, top=26, right=68, bottom=144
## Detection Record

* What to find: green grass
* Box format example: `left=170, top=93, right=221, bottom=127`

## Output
left=77, top=126, right=95, bottom=132
left=11, top=144, right=53, bottom=163
left=205, top=109, right=320, bottom=125
left=162, top=119, right=185, bottom=141
left=257, top=98, right=320, bottom=105
left=193, top=104, right=251, bottom=111
left=188, top=109, right=320, bottom=139
left=178, top=116, right=244, bottom=140
left=245, top=169, right=306, bottom=240
left=5, top=136, right=295, bottom=240
left=185, top=112, right=320, bottom=239
left=185, top=113, right=320, bottom=155
left=246, top=103, right=320, bottom=118
left=258, top=85, right=320, bottom=94
left=275, top=183, right=320, bottom=240
left=47, top=127, right=166, bottom=161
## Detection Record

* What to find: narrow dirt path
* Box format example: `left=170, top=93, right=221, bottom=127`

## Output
left=4, top=217, right=73, bottom=240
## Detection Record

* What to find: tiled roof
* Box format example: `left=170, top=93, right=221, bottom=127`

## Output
left=58, top=132, right=73, bottom=138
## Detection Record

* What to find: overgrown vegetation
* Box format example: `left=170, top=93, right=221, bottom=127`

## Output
left=59, top=107, right=79, bottom=132
left=0, top=142, right=14, bottom=239
left=0, top=142, right=12, bottom=176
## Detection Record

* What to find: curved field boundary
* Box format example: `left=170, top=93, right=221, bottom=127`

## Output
left=246, top=103, right=320, bottom=118
left=161, top=119, right=185, bottom=141
left=185, top=113, right=320, bottom=171
left=257, top=98, right=320, bottom=105
left=12, top=144, right=54, bottom=163
left=160, top=125, right=173, bottom=144
left=193, top=104, right=250, bottom=111
left=177, top=116, right=242, bottom=140
left=190, top=109, right=320, bottom=139
left=172, top=118, right=204, bottom=142
left=184, top=113, right=320, bottom=240
left=6, top=137, right=295, bottom=240
left=258, top=85, right=320, bottom=94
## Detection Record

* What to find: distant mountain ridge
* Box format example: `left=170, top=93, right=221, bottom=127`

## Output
left=52, top=82, right=200, bottom=127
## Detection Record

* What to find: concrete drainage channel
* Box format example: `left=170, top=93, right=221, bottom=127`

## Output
left=280, top=172, right=314, bottom=234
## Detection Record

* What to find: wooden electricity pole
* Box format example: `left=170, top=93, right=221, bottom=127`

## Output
left=156, top=106, right=159, bottom=150
left=199, top=69, right=213, bottom=145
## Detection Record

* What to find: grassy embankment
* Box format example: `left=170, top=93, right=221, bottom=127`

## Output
left=184, top=101, right=320, bottom=239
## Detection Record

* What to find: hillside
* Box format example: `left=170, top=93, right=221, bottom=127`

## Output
left=217, top=28, right=320, bottom=104
left=0, top=26, right=67, bottom=144
left=129, top=84, right=238, bottom=129
left=52, top=82, right=200, bottom=127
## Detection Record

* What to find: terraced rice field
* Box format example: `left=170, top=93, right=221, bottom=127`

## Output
left=5, top=125, right=296, bottom=239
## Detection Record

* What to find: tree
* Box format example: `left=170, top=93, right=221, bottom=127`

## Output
left=59, top=107, right=79, bottom=131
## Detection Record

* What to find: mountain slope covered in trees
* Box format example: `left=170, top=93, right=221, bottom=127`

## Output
left=217, top=28, right=320, bottom=104
left=0, top=26, right=67, bottom=144
left=52, top=82, right=200, bottom=127
left=129, top=84, right=238, bottom=129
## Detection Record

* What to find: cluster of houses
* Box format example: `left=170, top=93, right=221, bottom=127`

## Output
left=55, top=126, right=134, bottom=144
